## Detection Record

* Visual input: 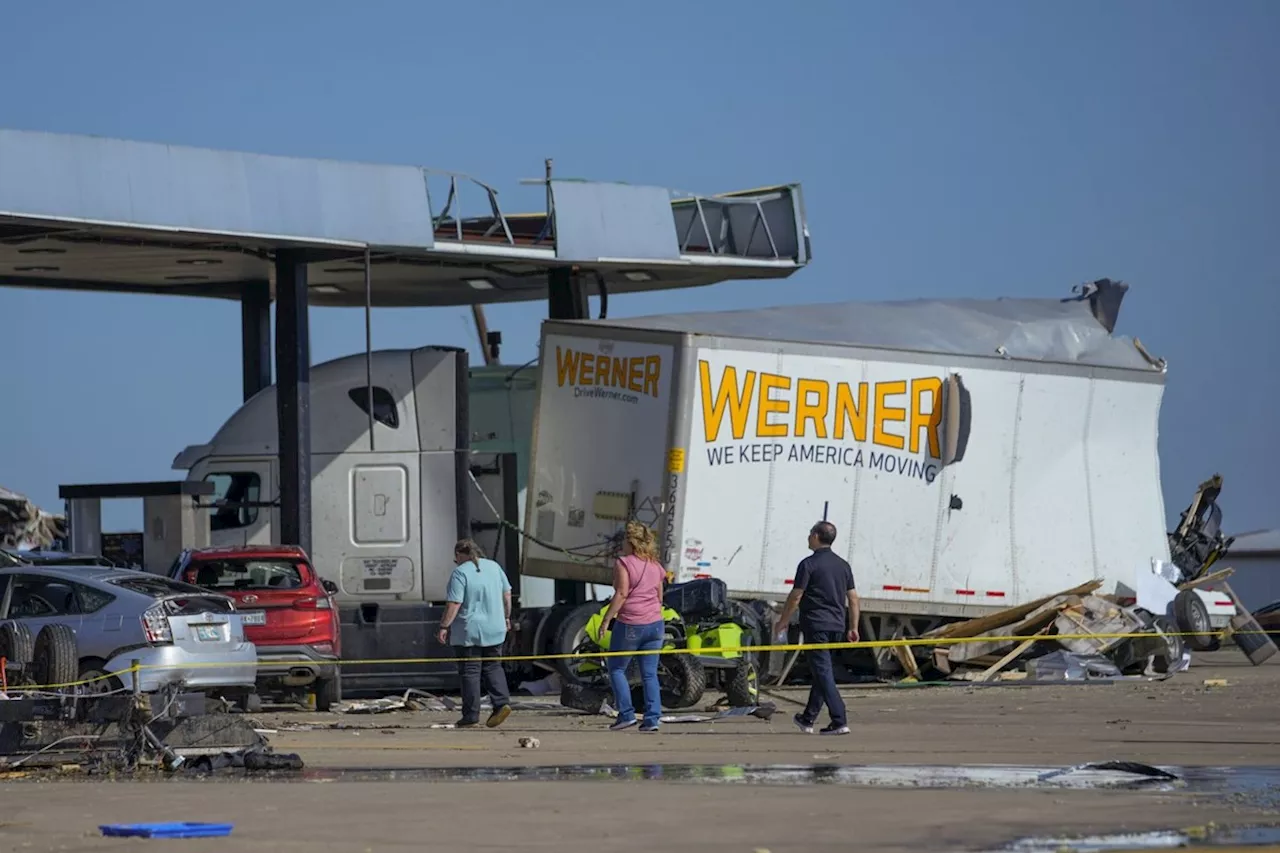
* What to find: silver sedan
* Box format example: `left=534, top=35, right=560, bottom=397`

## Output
left=0, top=566, right=256, bottom=694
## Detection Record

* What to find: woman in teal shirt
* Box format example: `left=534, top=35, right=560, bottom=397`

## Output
left=437, top=539, right=513, bottom=728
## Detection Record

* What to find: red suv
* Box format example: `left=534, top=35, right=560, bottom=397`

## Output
left=169, top=545, right=341, bottom=710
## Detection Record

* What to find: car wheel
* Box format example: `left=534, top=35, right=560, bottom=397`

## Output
left=32, top=624, right=78, bottom=691
left=1151, top=616, right=1186, bottom=674
left=314, top=674, right=341, bottom=712
left=77, top=661, right=125, bottom=695
left=1175, top=590, right=1217, bottom=652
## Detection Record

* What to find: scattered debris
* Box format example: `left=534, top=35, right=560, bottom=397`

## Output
left=1025, top=651, right=1122, bottom=682
left=0, top=687, right=299, bottom=776
left=1202, top=678, right=1229, bottom=687
left=518, top=737, right=540, bottom=749
left=909, top=574, right=1225, bottom=685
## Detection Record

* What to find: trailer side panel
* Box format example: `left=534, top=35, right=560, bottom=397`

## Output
left=676, top=344, right=1169, bottom=612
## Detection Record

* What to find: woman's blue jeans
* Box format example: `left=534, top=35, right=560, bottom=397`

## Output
left=607, top=619, right=664, bottom=726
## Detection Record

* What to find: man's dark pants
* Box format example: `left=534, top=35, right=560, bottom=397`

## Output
left=800, top=628, right=847, bottom=728
left=453, top=644, right=510, bottom=723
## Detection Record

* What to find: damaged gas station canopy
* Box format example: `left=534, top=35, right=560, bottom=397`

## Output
left=0, top=485, right=65, bottom=550
left=0, top=128, right=810, bottom=308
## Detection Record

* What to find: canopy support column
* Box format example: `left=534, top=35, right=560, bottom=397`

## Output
left=275, top=250, right=312, bottom=555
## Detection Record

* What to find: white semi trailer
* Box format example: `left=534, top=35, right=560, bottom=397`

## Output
left=172, top=281, right=1231, bottom=694
left=521, top=281, right=1235, bottom=668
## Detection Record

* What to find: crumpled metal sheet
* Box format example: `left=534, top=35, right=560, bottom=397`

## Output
left=0, top=486, right=65, bottom=549
left=574, top=280, right=1155, bottom=371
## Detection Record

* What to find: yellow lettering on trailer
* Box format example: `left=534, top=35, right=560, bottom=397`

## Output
left=555, top=346, right=663, bottom=398
left=697, top=360, right=944, bottom=457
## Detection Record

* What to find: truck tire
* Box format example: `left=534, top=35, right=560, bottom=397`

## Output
left=32, top=624, right=78, bottom=691
left=0, top=623, right=34, bottom=675
left=725, top=659, right=759, bottom=707
left=651, top=651, right=705, bottom=710
left=1174, top=590, right=1217, bottom=652
left=553, top=601, right=607, bottom=686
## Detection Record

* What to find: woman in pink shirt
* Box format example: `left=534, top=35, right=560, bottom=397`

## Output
left=597, top=521, right=666, bottom=732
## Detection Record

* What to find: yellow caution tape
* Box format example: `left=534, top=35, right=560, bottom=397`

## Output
left=0, top=626, right=1266, bottom=693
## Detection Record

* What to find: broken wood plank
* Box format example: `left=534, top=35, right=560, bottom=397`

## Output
left=1177, top=567, right=1235, bottom=592
left=932, top=647, right=952, bottom=676
left=945, top=598, right=1075, bottom=664
left=977, top=628, right=1052, bottom=682
left=925, top=580, right=1104, bottom=641
left=890, top=625, right=921, bottom=680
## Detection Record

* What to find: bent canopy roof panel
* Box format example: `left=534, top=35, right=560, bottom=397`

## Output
left=0, top=129, right=809, bottom=307
left=569, top=279, right=1160, bottom=372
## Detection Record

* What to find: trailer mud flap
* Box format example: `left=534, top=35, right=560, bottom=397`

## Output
left=339, top=602, right=455, bottom=696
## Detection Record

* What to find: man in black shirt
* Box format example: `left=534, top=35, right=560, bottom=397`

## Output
left=773, top=520, right=859, bottom=735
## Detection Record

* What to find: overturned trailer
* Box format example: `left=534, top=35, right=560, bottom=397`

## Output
left=522, top=279, right=1235, bottom=673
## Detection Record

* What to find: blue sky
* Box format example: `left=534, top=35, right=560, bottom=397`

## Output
left=0, top=0, right=1276, bottom=536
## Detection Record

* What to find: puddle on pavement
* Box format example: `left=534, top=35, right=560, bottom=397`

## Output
left=994, top=822, right=1280, bottom=851
left=279, top=761, right=1280, bottom=798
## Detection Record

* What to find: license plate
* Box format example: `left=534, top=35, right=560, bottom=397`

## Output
left=241, top=611, right=267, bottom=626
left=195, top=625, right=222, bottom=642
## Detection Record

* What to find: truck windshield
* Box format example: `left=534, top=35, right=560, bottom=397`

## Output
left=186, top=559, right=305, bottom=591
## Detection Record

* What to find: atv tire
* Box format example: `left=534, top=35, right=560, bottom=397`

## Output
left=0, top=622, right=34, bottom=675
left=725, top=659, right=759, bottom=707
left=651, top=650, right=705, bottom=710
left=32, top=624, right=78, bottom=691
left=1174, top=590, right=1217, bottom=652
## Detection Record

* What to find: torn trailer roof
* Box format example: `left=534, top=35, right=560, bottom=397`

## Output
left=569, top=278, right=1159, bottom=373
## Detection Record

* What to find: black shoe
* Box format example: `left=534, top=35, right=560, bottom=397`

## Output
left=820, top=723, right=850, bottom=736
left=455, top=718, right=479, bottom=728
left=793, top=714, right=815, bottom=734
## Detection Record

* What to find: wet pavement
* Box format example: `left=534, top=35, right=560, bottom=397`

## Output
left=994, top=822, right=1280, bottom=851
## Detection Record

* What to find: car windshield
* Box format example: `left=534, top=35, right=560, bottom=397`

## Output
left=187, top=558, right=305, bottom=591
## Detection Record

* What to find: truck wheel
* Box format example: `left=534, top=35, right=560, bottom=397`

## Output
left=553, top=601, right=607, bottom=686
left=652, top=651, right=705, bottom=709
left=1174, top=590, right=1217, bottom=652
left=0, top=623, right=34, bottom=680
left=32, top=624, right=78, bottom=691
left=725, top=659, right=759, bottom=707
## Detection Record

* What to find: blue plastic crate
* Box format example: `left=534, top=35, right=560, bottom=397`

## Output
left=99, top=822, right=234, bottom=839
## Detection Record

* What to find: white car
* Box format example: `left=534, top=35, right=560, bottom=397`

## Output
left=0, top=566, right=257, bottom=696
